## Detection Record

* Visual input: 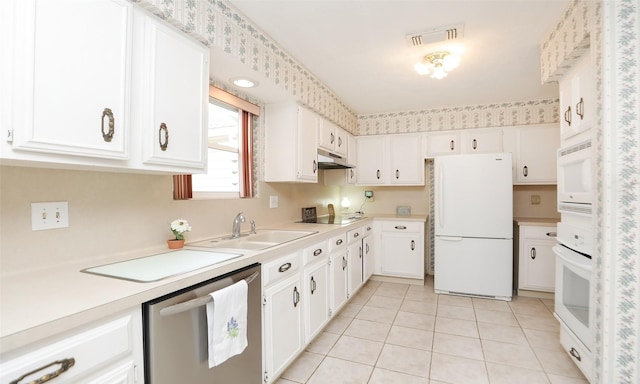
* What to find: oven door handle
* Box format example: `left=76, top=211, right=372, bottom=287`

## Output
left=553, top=246, right=592, bottom=273
left=159, top=271, right=259, bottom=317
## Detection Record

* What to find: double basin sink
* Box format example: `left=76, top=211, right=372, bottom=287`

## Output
left=187, top=229, right=317, bottom=251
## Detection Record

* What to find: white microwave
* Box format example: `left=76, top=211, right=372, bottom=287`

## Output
left=557, top=140, right=593, bottom=215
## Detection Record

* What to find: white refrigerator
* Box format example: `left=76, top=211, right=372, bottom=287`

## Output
left=434, top=153, right=513, bottom=300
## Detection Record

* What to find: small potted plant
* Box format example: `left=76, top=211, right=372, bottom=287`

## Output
left=168, top=218, right=191, bottom=249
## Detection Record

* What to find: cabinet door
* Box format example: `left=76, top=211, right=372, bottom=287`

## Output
left=347, top=242, right=363, bottom=296
left=304, top=260, right=330, bottom=343
left=363, top=235, right=374, bottom=281
left=263, top=274, right=303, bottom=382
left=138, top=10, right=208, bottom=171
left=355, top=136, right=385, bottom=184
left=334, top=126, right=348, bottom=156
left=519, top=240, right=556, bottom=291
left=380, top=233, right=422, bottom=278
left=330, top=251, right=348, bottom=314
left=426, top=132, right=460, bottom=156
left=462, top=129, right=503, bottom=153
left=296, top=106, right=319, bottom=181
left=11, top=0, right=132, bottom=160
left=389, top=134, right=424, bottom=185
left=318, top=118, right=335, bottom=152
left=516, top=125, right=559, bottom=184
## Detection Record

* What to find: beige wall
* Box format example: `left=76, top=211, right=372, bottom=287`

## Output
left=0, top=166, right=340, bottom=275
left=0, top=165, right=556, bottom=276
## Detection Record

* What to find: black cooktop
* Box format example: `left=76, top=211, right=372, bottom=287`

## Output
left=298, top=215, right=366, bottom=225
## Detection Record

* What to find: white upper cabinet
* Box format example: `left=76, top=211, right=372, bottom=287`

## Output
left=503, top=124, right=559, bottom=184
left=265, top=103, right=318, bottom=182
left=460, top=128, right=503, bottom=154
left=9, top=0, right=133, bottom=160
left=559, top=50, right=594, bottom=144
left=356, top=133, right=424, bottom=186
left=2, top=0, right=209, bottom=174
left=135, top=8, right=208, bottom=171
left=426, top=128, right=502, bottom=156
left=426, top=132, right=461, bottom=156
left=318, top=118, right=348, bottom=157
left=388, top=134, right=424, bottom=185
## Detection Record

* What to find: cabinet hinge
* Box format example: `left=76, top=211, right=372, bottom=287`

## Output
left=264, top=371, right=269, bottom=383
left=328, top=308, right=333, bottom=317
left=262, top=295, right=267, bottom=306
left=6, top=129, right=13, bottom=142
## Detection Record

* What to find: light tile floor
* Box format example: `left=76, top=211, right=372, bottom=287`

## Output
left=276, top=276, right=589, bottom=384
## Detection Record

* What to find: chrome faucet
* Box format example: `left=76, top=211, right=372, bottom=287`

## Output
left=231, top=212, right=246, bottom=238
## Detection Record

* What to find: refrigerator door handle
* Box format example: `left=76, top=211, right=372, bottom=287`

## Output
left=438, top=163, right=444, bottom=228
left=438, top=236, right=464, bottom=241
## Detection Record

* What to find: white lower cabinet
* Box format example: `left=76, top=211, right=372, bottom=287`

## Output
left=262, top=252, right=303, bottom=384
left=346, top=227, right=364, bottom=296
left=0, top=308, right=143, bottom=384
left=378, top=220, right=425, bottom=281
left=516, top=224, right=558, bottom=294
left=362, top=224, right=374, bottom=281
left=328, top=234, right=348, bottom=315
left=303, top=259, right=330, bottom=343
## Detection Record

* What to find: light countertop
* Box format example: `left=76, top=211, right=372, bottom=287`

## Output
left=0, top=214, right=426, bottom=355
left=513, top=217, right=560, bottom=226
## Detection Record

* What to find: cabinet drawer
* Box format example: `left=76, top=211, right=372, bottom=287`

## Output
left=263, top=252, right=301, bottom=286
left=346, top=228, right=362, bottom=243
left=558, top=321, right=592, bottom=382
left=361, top=223, right=374, bottom=237
left=328, top=233, right=347, bottom=252
left=520, top=225, right=557, bottom=240
left=303, top=241, right=328, bottom=265
left=0, top=311, right=137, bottom=384
left=380, top=221, right=422, bottom=233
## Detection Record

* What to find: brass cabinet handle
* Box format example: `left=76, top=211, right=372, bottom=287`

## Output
left=546, top=232, right=557, bottom=237
left=293, top=286, right=300, bottom=307
left=342, top=256, right=347, bottom=270
left=353, top=232, right=360, bottom=238
left=523, top=165, right=529, bottom=177
left=310, top=276, right=317, bottom=294
left=10, top=358, right=75, bottom=384
left=569, top=347, right=582, bottom=361
left=313, top=248, right=322, bottom=257
left=576, top=97, right=584, bottom=120
left=395, top=225, right=407, bottom=230
left=101, top=108, right=115, bottom=142
left=313, top=160, right=317, bottom=173
left=396, top=169, right=400, bottom=179
left=564, top=106, right=572, bottom=126
left=159, top=123, right=169, bottom=151
left=376, top=170, right=381, bottom=179
left=450, top=140, right=455, bottom=151
left=336, top=239, right=343, bottom=246
left=411, top=240, right=416, bottom=251
left=472, top=138, right=478, bottom=150
left=330, top=132, right=335, bottom=144
left=278, top=262, right=292, bottom=273
left=530, top=247, right=537, bottom=259
left=338, top=136, right=342, bottom=148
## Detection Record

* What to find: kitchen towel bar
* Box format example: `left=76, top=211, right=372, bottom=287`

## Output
left=159, top=271, right=259, bottom=317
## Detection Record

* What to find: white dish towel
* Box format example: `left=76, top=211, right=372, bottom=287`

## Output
left=206, top=279, right=248, bottom=368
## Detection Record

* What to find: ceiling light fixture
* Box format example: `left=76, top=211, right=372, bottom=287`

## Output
left=414, top=51, right=460, bottom=79
left=230, top=77, right=258, bottom=88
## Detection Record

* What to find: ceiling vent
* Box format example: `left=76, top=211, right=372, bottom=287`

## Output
left=406, top=24, right=464, bottom=47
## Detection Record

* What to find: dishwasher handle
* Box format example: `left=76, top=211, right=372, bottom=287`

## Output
left=160, top=271, right=259, bottom=317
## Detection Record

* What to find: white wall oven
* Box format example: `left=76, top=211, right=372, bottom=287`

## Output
left=557, top=139, right=593, bottom=215
left=554, top=212, right=593, bottom=382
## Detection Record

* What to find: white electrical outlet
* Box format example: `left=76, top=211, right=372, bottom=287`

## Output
left=269, top=195, right=279, bottom=208
left=31, top=202, right=69, bottom=231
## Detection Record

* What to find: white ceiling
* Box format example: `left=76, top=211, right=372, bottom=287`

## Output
left=212, top=0, right=570, bottom=116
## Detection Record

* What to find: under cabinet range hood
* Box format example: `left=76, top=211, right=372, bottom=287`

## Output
left=317, top=148, right=354, bottom=169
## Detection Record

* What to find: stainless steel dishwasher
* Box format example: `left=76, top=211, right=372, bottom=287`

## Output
left=143, top=263, right=261, bottom=384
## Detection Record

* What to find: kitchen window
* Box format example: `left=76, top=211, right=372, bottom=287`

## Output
left=173, top=87, right=259, bottom=199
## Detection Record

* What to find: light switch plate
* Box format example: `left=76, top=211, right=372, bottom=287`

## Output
left=31, top=201, right=69, bottom=230
left=269, top=195, right=279, bottom=208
